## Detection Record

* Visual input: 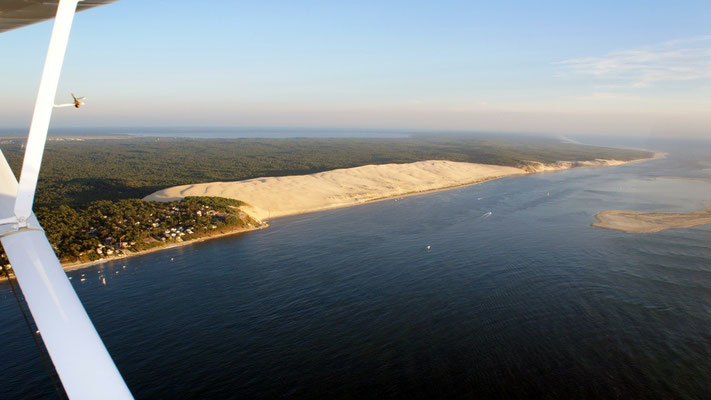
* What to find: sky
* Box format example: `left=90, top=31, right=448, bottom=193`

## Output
left=1, top=0, right=710, bottom=137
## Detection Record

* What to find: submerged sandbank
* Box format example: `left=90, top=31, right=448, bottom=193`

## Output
left=593, top=209, right=711, bottom=233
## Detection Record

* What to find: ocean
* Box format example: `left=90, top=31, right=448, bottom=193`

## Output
left=2, top=139, right=711, bottom=399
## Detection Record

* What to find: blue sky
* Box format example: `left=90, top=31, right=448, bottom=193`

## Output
left=1, top=0, right=710, bottom=136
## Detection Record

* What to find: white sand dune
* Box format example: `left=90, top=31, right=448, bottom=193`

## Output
left=145, top=160, right=525, bottom=221
left=145, top=158, right=647, bottom=222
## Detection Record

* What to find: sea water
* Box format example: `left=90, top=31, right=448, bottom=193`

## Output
left=2, top=139, right=711, bottom=399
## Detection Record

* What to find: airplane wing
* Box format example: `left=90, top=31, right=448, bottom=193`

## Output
left=0, top=0, right=117, bottom=33
left=1, top=0, right=133, bottom=398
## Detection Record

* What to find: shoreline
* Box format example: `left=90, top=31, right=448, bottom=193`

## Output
left=250, top=154, right=663, bottom=222
left=1, top=223, right=269, bottom=280
left=147, top=155, right=661, bottom=222
left=257, top=174, right=521, bottom=221
left=61, top=223, right=269, bottom=272
left=60, top=173, right=514, bottom=274
left=1, top=154, right=660, bottom=279
left=146, top=160, right=526, bottom=221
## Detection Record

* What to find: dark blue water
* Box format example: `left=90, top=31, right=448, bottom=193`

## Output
left=3, top=141, right=711, bottom=399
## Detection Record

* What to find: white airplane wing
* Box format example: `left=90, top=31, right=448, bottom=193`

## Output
left=0, top=151, right=133, bottom=399
left=0, top=0, right=133, bottom=399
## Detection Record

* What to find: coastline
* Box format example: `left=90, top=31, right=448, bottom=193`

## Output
left=146, top=156, right=660, bottom=222
left=61, top=223, right=269, bottom=271
left=1, top=154, right=660, bottom=279
left=1, top=223, right=268, bottom=280
left=146, top=160, right=525, bottom=221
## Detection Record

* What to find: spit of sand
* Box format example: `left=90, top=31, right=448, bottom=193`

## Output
left=593, top=209, right=711, bottom=233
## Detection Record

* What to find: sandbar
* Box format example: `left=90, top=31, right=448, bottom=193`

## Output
left=593, top=209, right=711, bottom=233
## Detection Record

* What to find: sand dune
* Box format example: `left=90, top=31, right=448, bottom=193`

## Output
left=593, top=209, right=711, bottom=233
left=520, top=159, right=634, bottom=172
left=145, top=160, right=526, bottom=220
left=146, top=158, right=647, bottom=222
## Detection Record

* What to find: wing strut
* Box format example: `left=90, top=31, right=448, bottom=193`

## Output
left=0, top=0, right=135, bottom=398
left=14, top=0, right=78, bottom=223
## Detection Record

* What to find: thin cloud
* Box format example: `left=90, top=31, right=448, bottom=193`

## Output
left=575, top=92, right=643, bottom=101
left=557, top=36, right=711, bottom=88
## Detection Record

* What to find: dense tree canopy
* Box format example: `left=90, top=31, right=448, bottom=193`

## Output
left=0, top=135, right=651, bottom=271
left=1, top=197, right=255, bottom=269
left=0, top=135, right=651, bottom=207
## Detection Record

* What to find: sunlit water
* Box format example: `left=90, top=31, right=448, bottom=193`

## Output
left=2, top=140, right=711, bottom=399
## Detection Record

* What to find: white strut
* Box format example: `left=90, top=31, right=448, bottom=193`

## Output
left=14, top=0, right=79, bottom=223
left=1, top=0, right=135, bottom=398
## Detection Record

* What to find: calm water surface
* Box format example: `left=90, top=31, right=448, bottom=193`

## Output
left=2, top=141, right=711, bottom=399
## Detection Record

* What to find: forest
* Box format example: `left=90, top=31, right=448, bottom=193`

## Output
left=0, top=135, right=652, bottom=207
left=1, top=196, right=257, bottom=272
left=0, top=134, right=652, bottom=271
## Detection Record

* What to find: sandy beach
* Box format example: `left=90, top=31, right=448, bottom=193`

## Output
left=593, top=209, right=711, bottom=233
left=3, top=157, right=650, bottom=279
left=145, top=158, right=650, bottom=222
left=145, top=160, right=527, bottom=220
